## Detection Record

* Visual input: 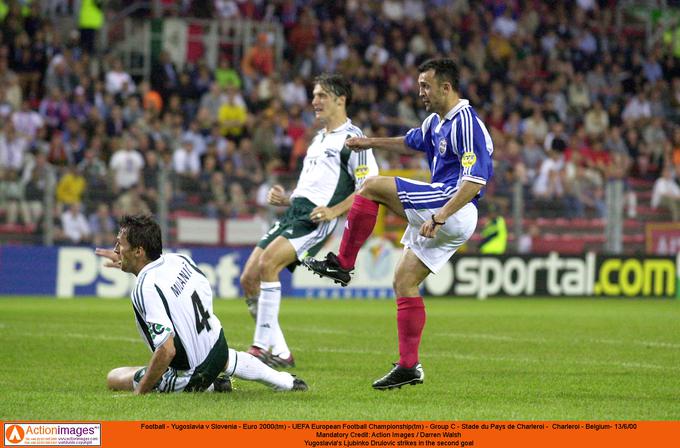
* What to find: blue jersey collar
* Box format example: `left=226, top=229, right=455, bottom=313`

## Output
left=444, top=99, right=470, bottom=120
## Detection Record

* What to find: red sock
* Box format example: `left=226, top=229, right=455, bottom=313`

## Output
left=396, top=297, right=426, bottom=369
left=337, top=195, right=379, bottom=269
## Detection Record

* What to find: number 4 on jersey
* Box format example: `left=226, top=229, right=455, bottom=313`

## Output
left=191, top=291, right=211, bottom=333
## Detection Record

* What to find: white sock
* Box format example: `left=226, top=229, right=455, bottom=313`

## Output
left=225, top=348, right=294, bottom=390
left=253, top=281, right=281, bottom=350
left=271, top=325, right=291, bottom=359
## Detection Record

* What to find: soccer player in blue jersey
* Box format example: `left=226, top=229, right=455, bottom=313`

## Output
left=304, top=58, right=494, bottom=390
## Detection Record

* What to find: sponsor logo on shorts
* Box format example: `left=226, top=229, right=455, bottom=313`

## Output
left=438, top=139, right=447, bottom=155
left=4, top=423, right=101, bottom=446
left=461, top=152, right=477, bottom=168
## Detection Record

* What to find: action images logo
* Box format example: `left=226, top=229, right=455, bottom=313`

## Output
left=5, top=425, right=25, bottom=444
left=4, top=423, right=101, bottom=446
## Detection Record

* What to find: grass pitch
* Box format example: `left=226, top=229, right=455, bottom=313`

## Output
left=0, top=297, right=678, bottom=421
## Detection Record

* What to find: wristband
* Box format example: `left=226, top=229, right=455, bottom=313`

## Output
left=431, top=215, right=445, bottom=226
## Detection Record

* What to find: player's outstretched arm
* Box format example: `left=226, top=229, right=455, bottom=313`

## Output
left=95, top=248, right=122, bottom=269
left=346, top=136, right=409, bottom=153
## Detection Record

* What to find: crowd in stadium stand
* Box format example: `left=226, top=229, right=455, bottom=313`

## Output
left=1, top=0, right=680, bottom=246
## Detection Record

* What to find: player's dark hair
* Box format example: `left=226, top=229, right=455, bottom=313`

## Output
left=119, top=214, right=162, bottom=261
left=314, top=73, right=352, bottom=107
left=418, top=58, right=459, bottom=92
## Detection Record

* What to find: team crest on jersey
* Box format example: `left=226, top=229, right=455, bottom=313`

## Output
left=438, top=139, right=447, bottom=155
left=461, top=152, right=477, bottom=168
left=354, top=165, right=369, bottom=179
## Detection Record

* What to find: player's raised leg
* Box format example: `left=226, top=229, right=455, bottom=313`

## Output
left=226, top=348, right=307, bottom=391
left=304, top=176, right=404, bottom=285
left=372, top=249, right=429, bottom=390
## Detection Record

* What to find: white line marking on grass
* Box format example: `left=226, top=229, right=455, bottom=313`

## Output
left=13, top=331, right=142, bottom=344
left=111, top=393, right=135, bottom=398
left=293, top=327, right=349, bottom=335
left=432, top=352, right=674, bottom=371
left=590, top=338, right=680, bottom=349
left=312, top=347, right=678, bottom=371
left=430, top=332, right=680, bottom=351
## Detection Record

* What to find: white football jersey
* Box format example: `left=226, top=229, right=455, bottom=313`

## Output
left=290, top=119, right=379, bottom=206
left=130, top=253, right=222, bottom=372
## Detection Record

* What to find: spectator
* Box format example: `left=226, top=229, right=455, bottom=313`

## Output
left=521, top=133, right=546, bottom=180
left=12, top=100, right=45, bottom=140
left=140, top=149, right=162, bottom=208
left=39, top=87, right=70, bottom=133
left=651, top=165, right=680, bottom=221
left=56, top=164, right=86, bottom=208
left=622, top=91, right=652, bottom=124
left=105, top=104, right=126, bottom=137
left=114, top=184, right=151, bottom=217
left=214, top=57, right=241, bottom=90
left=568, top=73, right=591, bottom=115
left=523, top=106, right=549, bottom=143
left=584, top=99, right=610, bottom=139
left=77, top=139, right=109, bottom=204
left=43, top=55, right=75, bottom=95
left=0, top=122, right=28, bottom=173
left=280, top=75, right=308, bottom=108
left=287, top=8, right=318, bottom=60
left=173, top=138, right=201, bottom=194
left=88, top=202, right=115, bottom=247
left=199, top=82, right=226, bottom=120
left=139, top=80, right=163, bottom=114
left=105, top=58, right=135, bottom=97
left=241, top=32, right=274, bottom=88
left=109, top=136, right=144, bottom=193
left=122, top=95, right=144, bottom=125
left=60, top=202, right=91, bottom=244
left=642, top=116, right=668, bottom=167
left=532, top=149, right=565, bottom=215
left=78, top=0, right=104, bottom=54
left=217, top=86, right=247, bottom=139
left=2, top=169, right=30, bottom=225
left=151, top=50, right=179, bottom=99
left=173, top=138, right=201, bottom=177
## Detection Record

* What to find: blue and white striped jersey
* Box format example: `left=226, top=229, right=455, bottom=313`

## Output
left=403, top=99, right=494, bottom=208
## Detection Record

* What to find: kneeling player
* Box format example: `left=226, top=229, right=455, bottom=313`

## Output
left=96, top=215, right=307, bottom=394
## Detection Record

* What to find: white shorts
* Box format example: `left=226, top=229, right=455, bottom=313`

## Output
left=398, top=181, right=478, bottom=273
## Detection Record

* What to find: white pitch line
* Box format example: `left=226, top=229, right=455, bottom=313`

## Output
left=589, top=338, right=680, bottom=349
left=430, top=331, right=680, bottom=350
left=11, top=331, right=142, bottom=344
left=111, top=393, right=136, bottom=399
left=310, top=347, right=677, bottom=372
left=292, top=327, right=349, bottom=335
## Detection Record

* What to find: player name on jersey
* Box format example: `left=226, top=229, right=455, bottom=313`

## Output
left=170, top=263, right=193, bottom=297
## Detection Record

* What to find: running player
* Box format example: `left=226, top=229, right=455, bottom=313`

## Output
left=239, top=74, right=378, bottom=368
left=96, top=215, right=307, bottom=394
left=304, top=59, right=494, bottom=389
